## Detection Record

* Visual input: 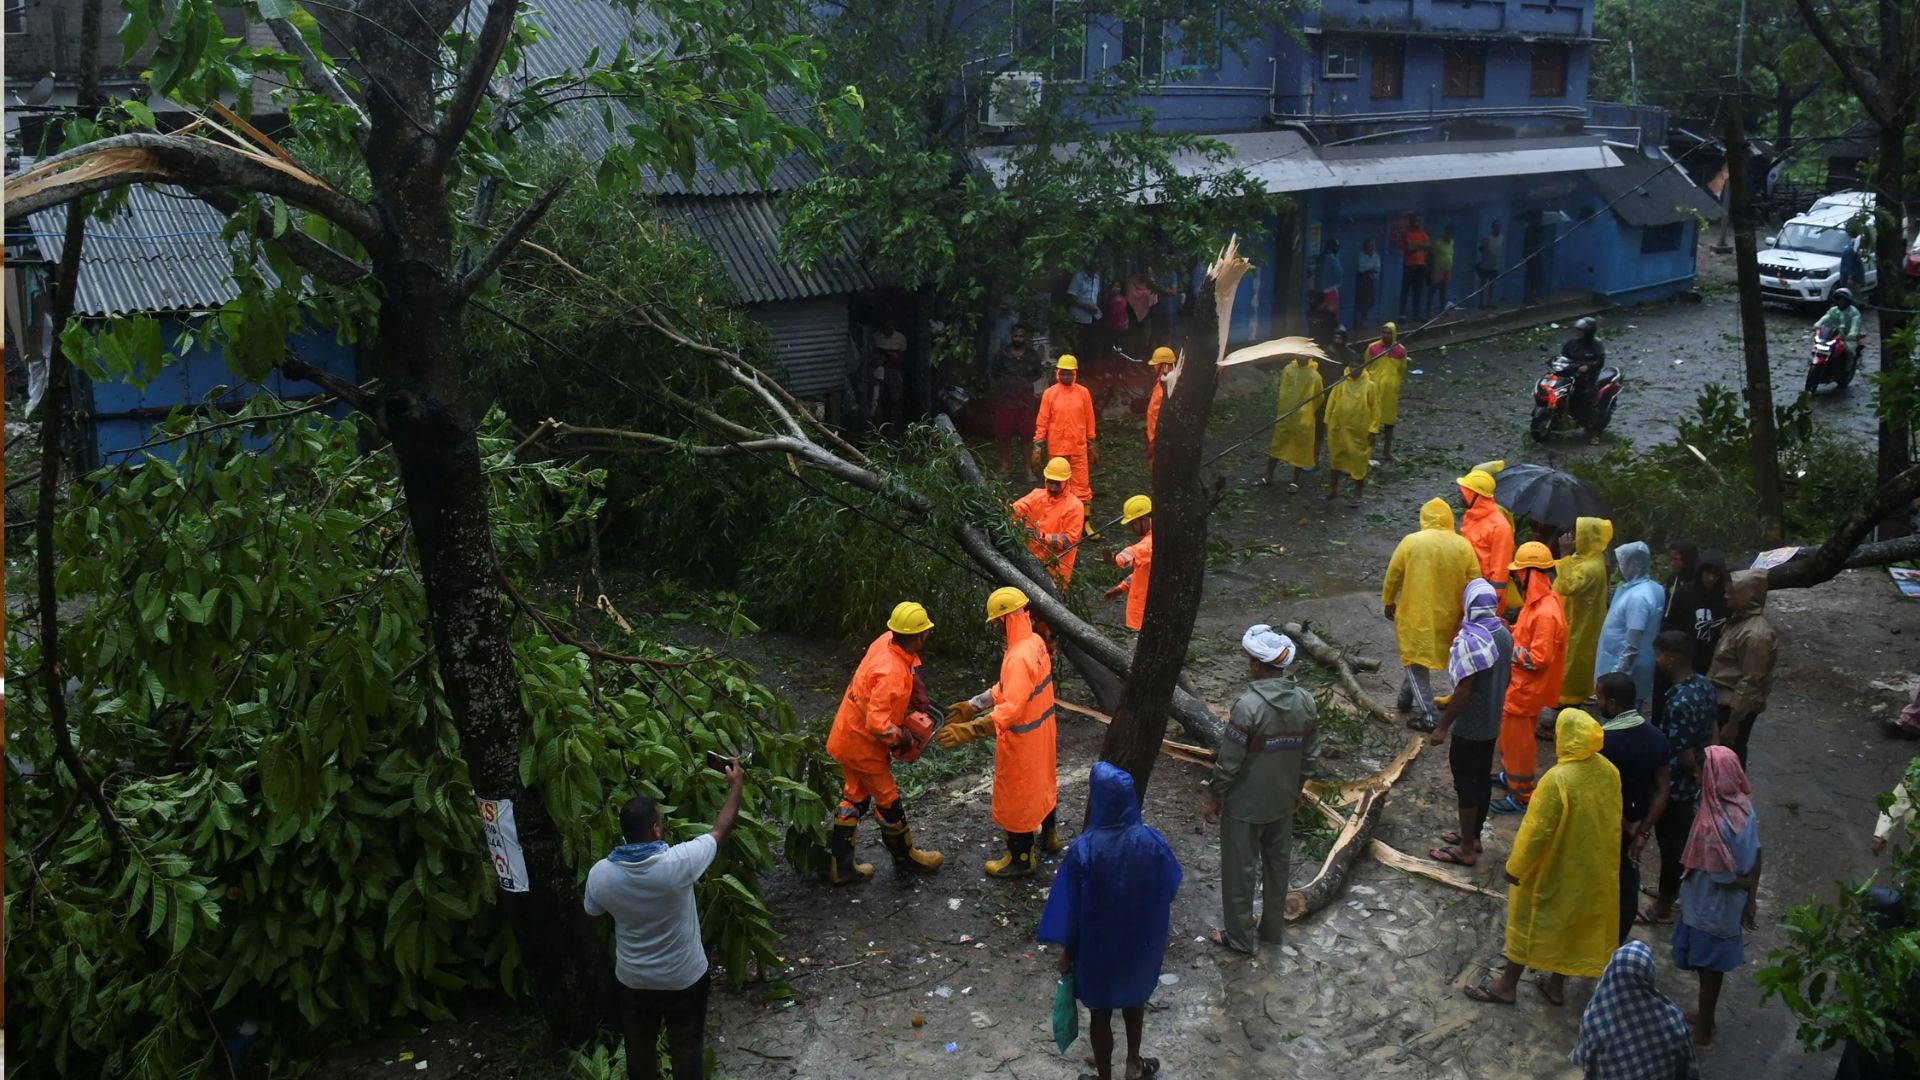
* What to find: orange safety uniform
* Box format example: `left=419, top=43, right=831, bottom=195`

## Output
left=1459, top=493, right=1515, bottom=598
left=1500, top=571, right=1568, bottom=804
left=1114, top=532, right=1154, bottom=631
left=1034, top=381, right=1098, bottom=503
left=984, top=611, right=1059, bottom=833
left=827, top=632, right=917, bottom=814
left=1145, top=380, right=1166, bottom=463
left=1011, top=486, right=1086, bottom=587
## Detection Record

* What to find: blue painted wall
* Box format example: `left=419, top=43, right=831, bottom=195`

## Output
left=80, top=315, right=358, bottom=469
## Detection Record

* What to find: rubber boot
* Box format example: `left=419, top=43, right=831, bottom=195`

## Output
left=827, top=817, right=873, bottom=885
left=1038, top=809, right=1063, bottom=855
left=984, top=831, right=1036, bottom=878
left=881, top=823, right=943, bottom=872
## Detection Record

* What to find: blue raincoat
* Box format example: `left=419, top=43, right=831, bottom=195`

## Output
left=1036, top=763, right=1183, bottom=1009
left=1595, top=541, right=1666, bottom=708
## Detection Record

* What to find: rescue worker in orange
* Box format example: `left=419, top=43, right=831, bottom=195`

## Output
left=1457, top=468, right=1515, bottom=612
left=1144, top=346, right=1176, bottom=468
left=824, top=602, right=945, bottom=883
left=1011, top=457, right=1086, bottom=588
left=935, top=587, right=1061, bottom=877
left=1491, top=544, right=1569, bottom=813
left=1032, top=354, right=1099, bottom=505
left=1103, top=495, right=1154, bottom=631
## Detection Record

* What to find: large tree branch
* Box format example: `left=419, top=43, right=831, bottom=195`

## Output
left=1767, top=464, right=1920, bottom=588
left=191, top=188, right=369, bottom=286
left=459, top=177, right=572, bottom=297
left=4, top=133, right=383, bottom=252
left=435, top=0, right=518, bottom=169
left=1792, top=0, right=1892, bottom=127
left=268, top=16, right=370, bottom=147
left=283, top=348, right=378, bottom=415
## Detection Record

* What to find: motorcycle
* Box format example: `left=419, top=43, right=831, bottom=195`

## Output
left=1530, top=355, right=1623, bottom=442
left=1805, top=325, right=1864, bottom=395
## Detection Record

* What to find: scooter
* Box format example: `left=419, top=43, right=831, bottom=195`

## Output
left=1805, top=325, right=1864, bottom=395
left=1530, top=354, right=1623, bottom=442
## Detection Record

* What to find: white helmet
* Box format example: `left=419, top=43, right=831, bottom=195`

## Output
left=1834, top=287, right=1854, bottom=303
left=1574, top=316, right=1598, bottom=333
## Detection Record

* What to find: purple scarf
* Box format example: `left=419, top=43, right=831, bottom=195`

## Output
left=1447, top=578, right=1505, bottom=684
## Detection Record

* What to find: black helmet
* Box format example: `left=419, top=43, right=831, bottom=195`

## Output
left=1575, top=316, right=1598, bottom=333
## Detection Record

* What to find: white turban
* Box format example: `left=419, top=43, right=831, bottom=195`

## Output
left=1241, top=624, right=1296, bottom=667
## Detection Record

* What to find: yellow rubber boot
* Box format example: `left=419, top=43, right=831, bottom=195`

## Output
left=882, top=824, right=943, bottom=872
left=984, top=832, right=1036, bottom=878
left=1038, top=812, right=1063, bottom=855
left=827, top=818, right=873, bottom=885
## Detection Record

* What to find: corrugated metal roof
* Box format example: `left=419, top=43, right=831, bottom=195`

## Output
left=23, top=184, right=276, bottom=317
left=1584, top=150, right=1724, bottom=227
left=975, top=132, right=1624, bottom=198
left=506, top=0, right=821, bottom=195
left=657, top=196, right=872, bottom=303
left=747, top=297, right=852, bottom=398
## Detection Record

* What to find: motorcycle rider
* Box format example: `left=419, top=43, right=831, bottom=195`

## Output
left=1560, top=316, right=1607, bottom=422
left=1815, top=287, right=1863, bottom=358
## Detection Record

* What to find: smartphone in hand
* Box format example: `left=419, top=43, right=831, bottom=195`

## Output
left=704, top=750, right=735, bottom=773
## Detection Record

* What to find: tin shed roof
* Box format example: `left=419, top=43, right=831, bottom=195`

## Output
left=23, top=184, right=273, bottom=317
left=656, top=196, right=871, bottom=303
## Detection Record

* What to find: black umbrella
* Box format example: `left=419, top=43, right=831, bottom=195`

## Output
left=1491, top=464, right=1610, bottom=530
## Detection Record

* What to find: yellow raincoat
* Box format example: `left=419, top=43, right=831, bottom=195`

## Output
left=1364, top=337, right=1409, bottom=429
left=1504, top=708, right=1622, bottom=978
left=1554, top=517, right=1613, bottom=704
left=1268, top=359, right=1323, bottom=470
left=1381, top=499, right=1481, bottom=669
left=1322, top=372, right=1376, bottom=480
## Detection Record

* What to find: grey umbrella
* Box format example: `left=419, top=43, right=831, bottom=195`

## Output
left=1490, top=463, right=1610, bottom=530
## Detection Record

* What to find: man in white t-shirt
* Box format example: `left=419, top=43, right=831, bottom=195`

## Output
left=585, top=759, right=744, bottom=1079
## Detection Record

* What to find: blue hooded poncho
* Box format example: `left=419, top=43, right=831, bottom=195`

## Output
left=1036, top=762, right=1182, bottom=1010
left=1595, top=541, right=1666, bottom=708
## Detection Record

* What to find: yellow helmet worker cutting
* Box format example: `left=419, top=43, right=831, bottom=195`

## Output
left=824, top=603, right=944, bottom=884
left=938, top=586, right=1062, bottom=877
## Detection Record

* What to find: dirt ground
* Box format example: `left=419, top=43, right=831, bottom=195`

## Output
left=313, top=245, right=1919, bottom=1079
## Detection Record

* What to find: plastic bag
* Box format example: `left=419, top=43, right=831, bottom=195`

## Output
left=1051, top=975, right=1078, bottom=1052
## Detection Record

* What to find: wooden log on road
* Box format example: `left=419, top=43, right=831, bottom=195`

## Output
left=1281, top=621, right=1395, bottom=724
left=1285, top=781, right=1389, bottom=921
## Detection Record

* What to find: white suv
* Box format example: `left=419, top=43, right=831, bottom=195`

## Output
left=1758, top=195, right=1878, bottom=307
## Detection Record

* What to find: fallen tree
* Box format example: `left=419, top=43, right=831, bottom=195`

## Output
left=1282, top=621, right=1394, bottom=724
left=1767, top=463, right=1920, bottom=589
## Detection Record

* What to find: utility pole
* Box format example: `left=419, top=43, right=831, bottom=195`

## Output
left=1721, top=74, right=1786, bottom=541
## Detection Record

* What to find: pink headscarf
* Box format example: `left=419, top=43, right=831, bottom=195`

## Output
left=1681, top=745, right=1754, bottom=874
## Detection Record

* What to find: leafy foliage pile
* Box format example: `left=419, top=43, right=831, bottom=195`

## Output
left=1568, top=383, right=1876, bottom=552
left=4, top=404, right=838, bottom=1075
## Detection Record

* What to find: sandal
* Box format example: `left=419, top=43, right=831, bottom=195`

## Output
left=1534, top=977, right=1565, bottom=1007
left=1429, top=847, right=1476, bottom=867
left=1440, top=830, right=1464, bottom=844
left=1129, top=1059, right=1161, bottom=1079
left=1463, top=982, right=1516, bottom=1005
left=1488, top=796, right=1527, bottom=815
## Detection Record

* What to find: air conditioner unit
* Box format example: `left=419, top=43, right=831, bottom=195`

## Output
left=982, top=72, right=1043, bottom=129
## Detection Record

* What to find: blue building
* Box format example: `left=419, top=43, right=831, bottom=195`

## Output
left=973, top=0, right=1721, bottom=341
left=8, top=185, right=358, bottom=469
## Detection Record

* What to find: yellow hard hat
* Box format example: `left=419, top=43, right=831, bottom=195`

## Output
left=985, top=586, right=1029, bottom=623
left=1474, top=458, right=1506, bottom=475
left=1511, top=542, right=1555, bottom=571
left=887, top=601, right=934, bottom=635
left=1121, top=494, right=1153, bottom=524
left=1457, top=469, right=1496, bottom=500
left=1149, top=346, right=1176, bottom=366
left=1055, top=353, right=1079, bottom=371
left=1044, top=456, right=1072, bottom=482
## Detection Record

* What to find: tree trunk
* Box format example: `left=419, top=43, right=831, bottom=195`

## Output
left=1099, top=243, right=1246, bottom=799
left=1722, top=79, right=1786, bottom=541
left=1868, top=113, right=1914, bottom=518
left=355, top=5, right=608, bottom=1043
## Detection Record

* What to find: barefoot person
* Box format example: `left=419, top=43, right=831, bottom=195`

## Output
left=1468, top=708, right=1622, bottom=1007
left=1038, top=762, right=1182, bottom=1080
left=1261, top=353, right=1322, bottom=493
left=1205, top=626, right=1317, bottom=952
left=1569, top=941, right=1701, bottom=1080
left=1672, top=746, right=1762, bottom=1051
left=1429, top=579, right=1512, bottom=867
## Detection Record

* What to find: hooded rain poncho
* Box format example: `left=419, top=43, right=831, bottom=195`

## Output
left=1364, top=337, right=1409, bottom=427
left=1268, top=360, right=1323, bottom=470
left=1555, top=516, right=1613, bottom=704
left=1595, top=541, right=1666, bottom=708
left=1459, top=490, right=1516, bottom=593
left=1381, top=499, right=1482, bottom=669
left=1322, top=372, right=1376, bottom=480
left=1037, top=763, right=1183, bottom=1010
left=1505, top=708, right=1623, bottom=978
left=1709, top=570, right=1777, bottom=722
